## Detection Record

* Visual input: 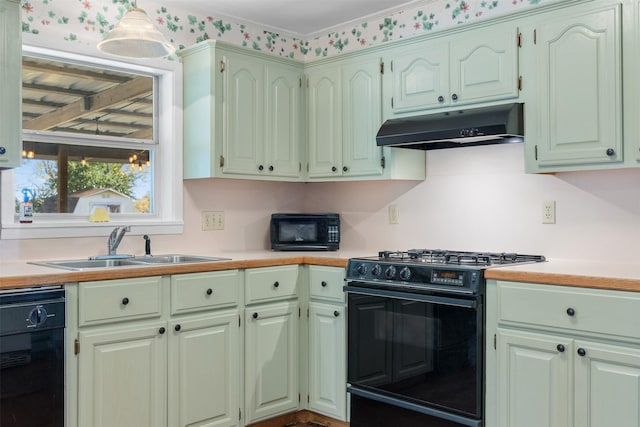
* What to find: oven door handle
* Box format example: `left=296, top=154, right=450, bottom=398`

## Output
left=344, top=286, right=477, bottom=309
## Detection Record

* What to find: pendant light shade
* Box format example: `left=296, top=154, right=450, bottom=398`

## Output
left=97, top=7, right=175, bottom=58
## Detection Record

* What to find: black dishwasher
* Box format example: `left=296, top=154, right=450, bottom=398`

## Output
left=0, top=286, right=65, bottom=427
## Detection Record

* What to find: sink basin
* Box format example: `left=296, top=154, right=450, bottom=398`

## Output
left=30, top=254, right=230, bottom=271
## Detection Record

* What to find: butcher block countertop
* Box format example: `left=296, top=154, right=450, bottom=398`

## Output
left=485, top=258, right=640, bottom=292
left=0, top=250, right=360, bottom=290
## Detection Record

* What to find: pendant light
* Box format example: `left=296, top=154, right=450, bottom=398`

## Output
left=97, top=2, right=175, bottom=58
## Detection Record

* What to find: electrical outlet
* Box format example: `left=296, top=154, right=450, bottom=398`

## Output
left=542, top=201, right=556, bottom=224
left=389, top=205, right=399, bottom=224
left=202, top=211, right=224, bottom=230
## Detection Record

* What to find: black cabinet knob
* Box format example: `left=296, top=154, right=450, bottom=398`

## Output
left=451, top=93, right=458, bottom=101
left=269, top=165, right=274, bottom=171
left=343, top=166, right=348, bottom=172
left=566, top=307, right=575, bottom=316
left=206, top=288, right=213, bottom=295
left=159, top=327, right=166, bottom=334
left=121, top=297, right=130, bottom=305
left=0, top=147, right=6, bottom=155
left=577, top=347, right=586, bottom=357
left=606, top=148, right=615, bottom=156
left=334, top=310, right=340, bottom=317
left=252, top=312, right=258, bottom=319
left=556, top=344, right=565, bottom=353
left=258, top=164, right=264, bottom=171
left=321, top=281, right=328, bottom=287
left=331, top=166, right=337, bottom=172
left=273, top=281, right=280, bottom=288
left=437, top=95, right=444, bottom=102
left=174, top=324, right=181, bottom=332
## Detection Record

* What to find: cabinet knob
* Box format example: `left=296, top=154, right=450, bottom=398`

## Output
left=252, top=312, right=258, bottom=319
left=332, top=166, right=337, bottom=172
left=206, top=288, right=213, bottom=296
left=606, top=148, right=615, bottom=156
left=273, top=281, right=280, bottom=288
left=556, top=344, right=565, bottom=353
left=566, top=307, right=575, bottom=316
left=343, top=166, right=348, bottom=172
left=258, top=165, right=264, bottom=171
left=0, top=147, right=6, bottom=155
left=321, top=281, right=328, bottom=287
left=174, top=324, right=181, bottom=332
left=437, top=95, right=444, bottom=103
left=159, top=327, right=166, bottom=335
left=451, top=93, right=458, bottom=101
left=269, top=165, right=274, bottom=171
left=334, top=310, right=340, bottom=317
left=121, top=297, right=130, bottom=305
left=577, top=347, right=586, bottom=357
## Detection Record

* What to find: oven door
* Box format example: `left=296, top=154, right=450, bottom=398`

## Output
left=345, top=284, right=483, bottom=425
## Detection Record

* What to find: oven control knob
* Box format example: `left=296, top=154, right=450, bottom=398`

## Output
left=399, top=267, right=412, bottom=281
left=384, top=265, right=396, bottom=279
left=371, top=264, right=382, bottom=277
left=357, top=264, right=368, bottom=275
left=28, top=307, right=48, bottom=326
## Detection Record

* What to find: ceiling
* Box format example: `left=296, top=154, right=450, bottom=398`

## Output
left=163, top=0, right=426, bottom=37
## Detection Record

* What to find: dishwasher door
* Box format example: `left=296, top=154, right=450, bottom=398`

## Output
left=0, top=286, right=65, bottom=427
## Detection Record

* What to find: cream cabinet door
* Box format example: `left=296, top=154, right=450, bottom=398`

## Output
left=342, top=57, right=384, bottom=177
left=221, top=52, right=264, bottom=175
left=307, top=65, right=343, bottom=178
left=0, top=0, right=21, bottom=168
left=308, top=302, right=346, bottom=420
left=78, top=323, right=167, bottom=427
left=574, top=340, right=640, bottom=427
left=525, top=3, right=622, bottom=169
left=265, top=63, right=302, bottom=178
left=245, top=301, right=299, bottom=423
left=497, top=328, right=571, bottom=427
left=168, top=312, right=240, bottom=427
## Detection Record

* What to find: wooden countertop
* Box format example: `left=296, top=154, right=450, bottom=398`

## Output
left=0, top=251, right=360, bottom=290
left=484, top=259, right=640, bottom=292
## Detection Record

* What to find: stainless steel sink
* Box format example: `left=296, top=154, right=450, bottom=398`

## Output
left=29, top=254, right=230, bottom=271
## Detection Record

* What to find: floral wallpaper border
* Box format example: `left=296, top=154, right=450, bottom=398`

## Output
left=20, top=0, right=550, bottom=60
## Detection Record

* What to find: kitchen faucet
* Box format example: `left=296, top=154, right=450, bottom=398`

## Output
left=107, top=226, right=131, bottom=256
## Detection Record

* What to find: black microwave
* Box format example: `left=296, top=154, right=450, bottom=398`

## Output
left=270, top=213, right=340, bottom=251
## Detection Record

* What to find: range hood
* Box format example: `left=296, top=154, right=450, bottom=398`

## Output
left=376, top=103, right=524, bottom=150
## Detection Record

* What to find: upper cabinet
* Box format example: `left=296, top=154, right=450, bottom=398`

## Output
left=384, top=22, right=520, bottom=118
left=181, top=41, right=304, bottom=181
left=0, top=0, right=22, bottom=169
left=521, top=1, right=623, bottom=172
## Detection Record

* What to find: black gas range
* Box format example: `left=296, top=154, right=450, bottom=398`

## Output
left=345, top=249, right=546, bottom=427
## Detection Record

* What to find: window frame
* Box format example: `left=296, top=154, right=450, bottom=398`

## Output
left=0, top=43, right=183, bottom=239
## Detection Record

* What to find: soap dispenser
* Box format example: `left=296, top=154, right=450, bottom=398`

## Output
left=19, top=188, right=35, bottom=223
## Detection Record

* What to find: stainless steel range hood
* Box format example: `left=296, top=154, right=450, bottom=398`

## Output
left=376, top=103, right=524, bottom=150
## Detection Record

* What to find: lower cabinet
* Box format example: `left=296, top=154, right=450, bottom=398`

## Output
left=490, top=280, right=640, bottom=427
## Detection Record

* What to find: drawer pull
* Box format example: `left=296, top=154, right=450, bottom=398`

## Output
left=566, top=307, right=575, bottom=316
left=158, top=327, right=166, bottom=335
left=321, top=281, right=328, bottom=287
left=334, top=310, right=340, bottom=317
left=273, top=281, right=280, bottom=288
left=174, top=324, right=181, bottom=332
left=121, top=297, right=130, bottom=305
left=577, top=347, right=586, bottom=357
left=556, top=344, right=565, bottom=353
left=252, top=312, right=259, bottom=319
left=206, top=288, right=213, bottom=296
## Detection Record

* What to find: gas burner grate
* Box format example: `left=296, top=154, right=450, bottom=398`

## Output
left=377, top=249, right=545, bottom=266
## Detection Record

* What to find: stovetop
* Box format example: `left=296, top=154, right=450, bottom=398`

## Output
left=369, top=249, right=545, bottom=267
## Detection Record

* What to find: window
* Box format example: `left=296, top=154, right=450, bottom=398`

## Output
left=0, top=45, right=183, bottom=239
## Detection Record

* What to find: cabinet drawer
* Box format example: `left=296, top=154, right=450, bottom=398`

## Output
left=171, top=270, right=241, bottom=315
left=79, top=276, right=163, bottom=326
left=245, top=265, right=298, bottom=304
left=498, top=281, right=640, bottom=340
left=309, top=266, right=345, bottom=302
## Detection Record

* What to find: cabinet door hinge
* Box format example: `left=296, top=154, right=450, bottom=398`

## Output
left=533, top=29, right=537, bottom=45
left=239, top=408, right=242, bottom=420
left=220, top=60, right=225, bottom=73
left=380, top=62, right=384, bottom=75
left=517, top=32, right=522, bottom=48
left=238, top=314, right=241, bottom=327
left=493, top=334, right=497, bottom=350
left=306, top=163, right=309, bottom=172
left=299, top=162, right=302, bottom=172
left=518, top=76, right=523, bottom=91
left=220, top=155, right=225, bottom=168
left=307, top=79, right=309, bottom=89
left=381, top=156, right=386, bottom=169
left=298, top=393, right=301, bottom=403
left=535, top=145, right=538, bottom=161
left=307, top=395, right=310, bottom=403
left=391, top=97, right=394, bottom=109
left=307, top=308, right=309, bottom=318
left=390, top=60, right=394, bottom=72
left=74, top=338, right=80, bottom=355
left=299, top=77, right=302, bottom=88
left=299, top=307, right=301, bottom=317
